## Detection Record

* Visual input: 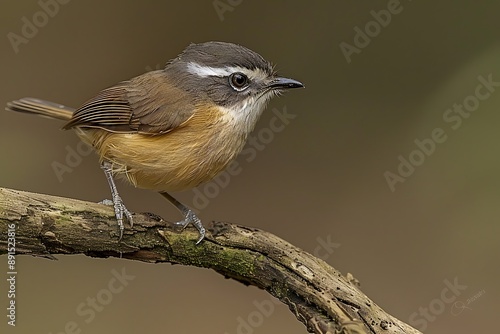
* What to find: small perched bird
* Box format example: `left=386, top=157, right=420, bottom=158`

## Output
left=6, top=41, right=304, bottom=243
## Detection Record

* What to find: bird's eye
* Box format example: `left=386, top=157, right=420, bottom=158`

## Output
left=229, top=72, right=249, bottom=91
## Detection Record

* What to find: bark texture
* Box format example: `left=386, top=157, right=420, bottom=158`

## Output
left=0, top=187, right=421, bottom=334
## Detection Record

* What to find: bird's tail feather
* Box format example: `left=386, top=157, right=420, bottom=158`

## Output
left=6, top=97, right=75, bottom=121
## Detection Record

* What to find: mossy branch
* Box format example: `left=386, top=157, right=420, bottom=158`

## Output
left=0, top=187, right=420, bottom=334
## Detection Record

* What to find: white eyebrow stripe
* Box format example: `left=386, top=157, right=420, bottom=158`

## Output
left=186, top=62, right=234, bottom=77
left=186, top=62, right=269, bottom=81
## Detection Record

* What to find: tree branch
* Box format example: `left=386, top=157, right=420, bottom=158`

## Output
left=0, top=187, right=420, bottom=334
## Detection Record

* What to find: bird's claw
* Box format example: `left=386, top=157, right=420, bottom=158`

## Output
left=174, top=209, right=206, bottom=244
left=100, top=195, right=133, bottom=240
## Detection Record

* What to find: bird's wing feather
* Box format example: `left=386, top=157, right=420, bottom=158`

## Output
left=63, top=71, right=195, bottom=134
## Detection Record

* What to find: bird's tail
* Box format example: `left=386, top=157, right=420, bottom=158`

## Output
left=6, top=97, right=75, bottom=121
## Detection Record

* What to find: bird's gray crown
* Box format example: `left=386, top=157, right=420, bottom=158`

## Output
left=177, top=41, right=273, bottom=75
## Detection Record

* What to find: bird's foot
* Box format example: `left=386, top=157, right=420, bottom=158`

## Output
left=99, top=195, right=134, bottom=240
left=174, top=209, right=206, bottom=244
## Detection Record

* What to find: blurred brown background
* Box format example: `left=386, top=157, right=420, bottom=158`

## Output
left=1, top=1, right=499, bottom=333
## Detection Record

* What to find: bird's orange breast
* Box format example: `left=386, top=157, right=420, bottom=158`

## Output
left=76, top=105, right=248, bottom=191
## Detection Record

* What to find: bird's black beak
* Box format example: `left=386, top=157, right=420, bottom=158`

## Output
left=268, top=77, right=304, bottom=90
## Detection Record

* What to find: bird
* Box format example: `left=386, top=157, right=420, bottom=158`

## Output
left=6, top=41, right=304, bottom=243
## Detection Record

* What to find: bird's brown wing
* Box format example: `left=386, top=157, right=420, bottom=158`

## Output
left=63, top=71, right=195, bottom=134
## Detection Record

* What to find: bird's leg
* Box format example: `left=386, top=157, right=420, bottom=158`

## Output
left=100, top=161, right=134, bottom=240
left=159, top=191, right=206, bottom=244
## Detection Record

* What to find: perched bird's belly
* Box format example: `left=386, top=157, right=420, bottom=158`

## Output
left=76, top=112, right=247, bottom=192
